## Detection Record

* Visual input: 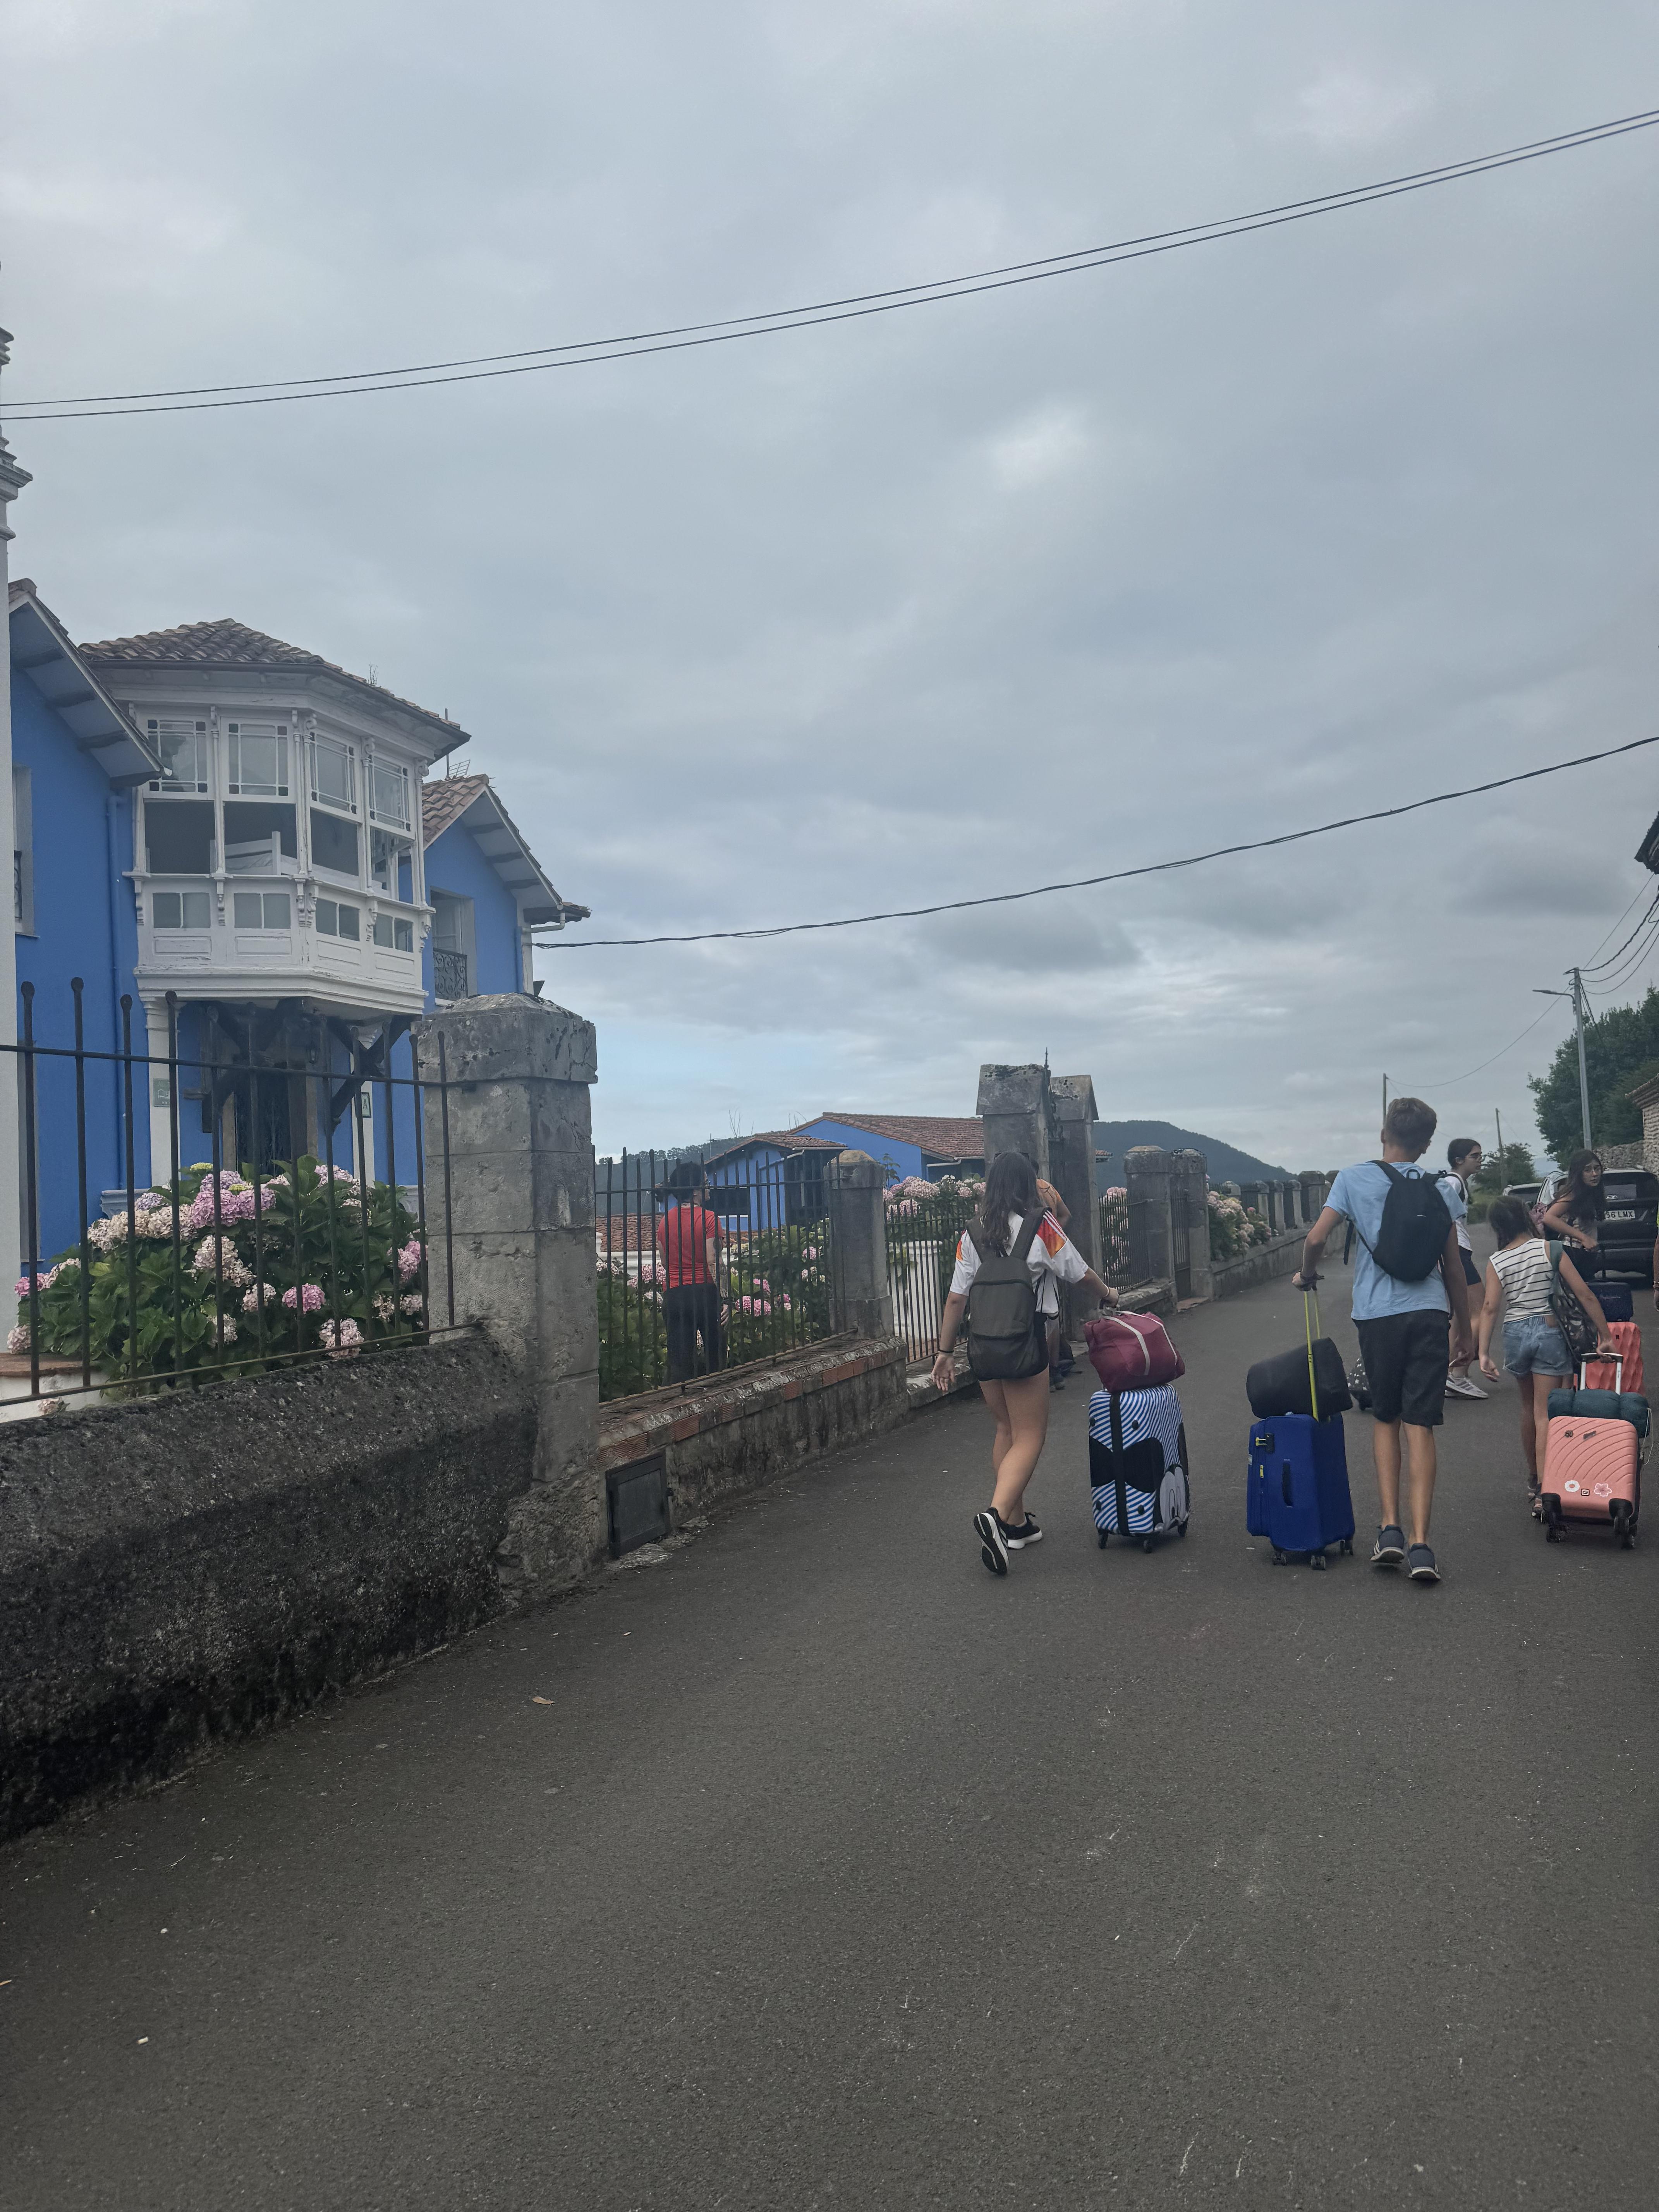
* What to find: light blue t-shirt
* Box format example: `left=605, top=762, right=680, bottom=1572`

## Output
left=1326, top=1161, right=1450, bottom=1323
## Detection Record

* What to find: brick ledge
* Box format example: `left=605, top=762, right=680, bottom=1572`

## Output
left=598, top=1336, right=907, bottom=1469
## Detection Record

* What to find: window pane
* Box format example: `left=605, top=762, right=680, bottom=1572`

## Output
left=335, top=902, right=361, bottom=941
left=372, top=914, right=393, bottom=947
left=370, top=759, right=409, bottom=828
left=227, top=722, right=289, bottom=797
left=147, top=719, right=209, bottom=793
left=310, top=733, right=356, bottom=812
left=394, top=917, right=414, bottom=951
left=153, top=891, right=182, bottom=928
left=263, top=892, right=291, bottom=928
left=181, top=891, right=211, bottom=928
left=316, top=900, right=337, bottom=936
left=233, top=892, right=263, bottom=927
left=310, top=809, right=359, bottom=876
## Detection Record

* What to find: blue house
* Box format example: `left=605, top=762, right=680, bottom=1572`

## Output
left=700, top=1131, right=840, bottom=1230
left=7, top=584, right=586, bottom=1267
left=790, top=1114, right=985, bottom=1184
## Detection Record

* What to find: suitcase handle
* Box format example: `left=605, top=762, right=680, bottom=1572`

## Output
left=1303, top=1286, right=1322, bottom=1423
left=1578, top=1353, right=1623, bottom=1390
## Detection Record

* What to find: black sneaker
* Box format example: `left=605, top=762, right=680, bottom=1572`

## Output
left=1000, top=1513, right=1042, bottom=1549
left=974, top=1508, right=1009, bottom=1576
left=1407, top=1543, right=1441, bottom=1583
left=1371, top=1525, right=1407, bottom=1566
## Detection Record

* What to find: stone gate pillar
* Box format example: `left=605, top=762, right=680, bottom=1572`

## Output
left=826, top=1150, right=893, bottom=1339
left=976, top=1063, right=1052, bottom=1180
left=1299, top=1171, right=1326, bottom=1226
left=1125, top=1146, right=1176, bottom=1290
left=1170, top=1150, right=1214, bottom=1304
left=1048, top=1075, right=1100, bottom=1331
left=417, top=993, right=601, bottom=1592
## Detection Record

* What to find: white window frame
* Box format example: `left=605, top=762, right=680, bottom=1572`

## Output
left=145, top=717, right=211, bottom=795
left=368, top=756, right=411, bottom=832
left=309, top=730, right=358, bottom=816
left=153, top=889, right=213, bottom=930
left=226, top=720, right=291, bottom=798
left=12, top=766, right=33, bottom=935
left=232, top=890, right=292, bottom=930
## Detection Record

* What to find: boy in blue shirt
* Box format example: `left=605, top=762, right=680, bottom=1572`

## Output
left=1293, top=1096, right=1474, bottom=1582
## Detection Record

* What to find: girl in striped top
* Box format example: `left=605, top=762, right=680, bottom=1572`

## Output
left=1477, top=1195, right=1613, bottom=1504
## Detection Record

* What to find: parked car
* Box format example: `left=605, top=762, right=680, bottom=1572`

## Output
left=1503, top=1181, right=1543, bottom=1210
left=1533, top=1168, right=1658, bottom=1283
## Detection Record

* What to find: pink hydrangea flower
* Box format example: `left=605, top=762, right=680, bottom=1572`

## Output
left=396, top=1240, right=424, bottom=1281
left=7, top=1324, right=30, bottom=1353
left=320, top=1317, right=363, bottom=1359
left=400, top=1292, right=424, bottom=1316
left=281, top=1283, right=326, bottom=1313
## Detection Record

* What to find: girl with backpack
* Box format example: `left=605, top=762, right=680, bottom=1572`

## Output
left=1477, top=1193, right=1614, bottom=1508
left=929, top=1151, right=1121, bottom=1576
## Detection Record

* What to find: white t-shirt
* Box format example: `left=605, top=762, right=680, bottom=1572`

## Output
left=1437, top=1171, right=1473, bottom=1254
left=1490, top=1237, right=1554, bottom=1320
left=948, top=1211, right=1089, bottom=1320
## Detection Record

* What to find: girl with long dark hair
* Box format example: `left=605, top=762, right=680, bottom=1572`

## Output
left=1477, top=1193, right=1613, bottom=1506
left=1540, top=1150, right=1605, bottom=1272
left=931, top=1151, right=1120, bottom=1575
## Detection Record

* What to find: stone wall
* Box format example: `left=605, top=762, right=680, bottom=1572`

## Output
left=599, top=1337, right=911, bottom=1520
left=0, top=1333, right=535, bottom=1841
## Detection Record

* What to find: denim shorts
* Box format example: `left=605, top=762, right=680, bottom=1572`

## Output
left=1504, top=1312, right=1570, bottom=1378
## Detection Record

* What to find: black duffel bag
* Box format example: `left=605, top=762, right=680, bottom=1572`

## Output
left=1247, top=1289, right=1353, bottom=1419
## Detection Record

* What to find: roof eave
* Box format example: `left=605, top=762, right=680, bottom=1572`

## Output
left=8, top=588, right=162, bottom=783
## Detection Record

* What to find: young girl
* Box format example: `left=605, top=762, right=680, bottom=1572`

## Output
left=1540, top=1150, right=1605, bottom=1273
left=931, top=1150, right=1119, bottom=1576
left=1477, top=1194, right=1614, bottom=1505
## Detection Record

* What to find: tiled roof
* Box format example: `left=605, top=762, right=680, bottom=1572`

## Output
left=419, top=773, right=491, bottom=845
left=703, top=1130, right=843, bottom=1167
left=811, top=1113, right=984, bottom=1159
left=79, top=617, right=466, bottom=747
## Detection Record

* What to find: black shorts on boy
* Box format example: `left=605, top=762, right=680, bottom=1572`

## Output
left=1354, top=1310, right=1447, bottom=1428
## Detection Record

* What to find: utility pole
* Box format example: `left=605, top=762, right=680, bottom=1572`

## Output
left=1571, top=966, right=1592, bottom=1149
left=1495, top=1106, right=1505, bottom=1178
left=1382, top=1073, right=1389, bottom=1125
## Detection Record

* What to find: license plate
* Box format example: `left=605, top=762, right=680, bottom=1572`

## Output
left=1606, top=1208, right=1638, bottom=1221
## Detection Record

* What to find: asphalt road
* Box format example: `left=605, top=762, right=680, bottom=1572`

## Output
left=5, top=1249, right=1658, bottom=2211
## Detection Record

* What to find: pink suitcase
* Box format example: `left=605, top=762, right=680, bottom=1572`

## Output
left=1541, top=1410, right=1640, bottom=1546
left=1584, top=1321, right=1645, bottom=1395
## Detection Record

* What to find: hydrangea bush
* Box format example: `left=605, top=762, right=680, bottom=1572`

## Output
left=13, top=1158, right=426, bottom=1384
left=596, top=1213, right=837, bottom=1400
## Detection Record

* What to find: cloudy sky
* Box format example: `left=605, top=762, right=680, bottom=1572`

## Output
left=5, top=1, right=1658, bottom=1165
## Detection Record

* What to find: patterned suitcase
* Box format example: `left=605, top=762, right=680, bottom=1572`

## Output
left=1088, top=1385, right=1190, bottom=1551
left=1584, top=1320, right=1644, bottom=1395
left=1541, top=1357, right=1647, bottom=1547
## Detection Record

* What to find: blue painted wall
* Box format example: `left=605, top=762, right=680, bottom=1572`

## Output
left=796, top=1118, right=926, bottom=1182
left=10, top=670, right=131, bottom=1260
left=422, top=817, right=522, bottom=1000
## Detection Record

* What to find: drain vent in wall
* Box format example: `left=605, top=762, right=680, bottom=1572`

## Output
left=606, top=1452, right=671, bottom=1558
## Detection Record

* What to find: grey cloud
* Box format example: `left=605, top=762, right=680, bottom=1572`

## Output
left=6, top=0, right=1658, bottom=1168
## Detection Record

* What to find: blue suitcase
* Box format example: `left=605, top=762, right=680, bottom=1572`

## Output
left=1247, top=1412, right=1354, bottom=1568
left=1597, top=1282, right=1634, bottom=1323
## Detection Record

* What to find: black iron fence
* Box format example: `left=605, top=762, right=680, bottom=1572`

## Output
left=4, top=981, right=460, bottom=1412
left=886, top=1175, right=982, bottom=1360
left=1099, top=1185, right=1133, bottom=1287
left=597, top=1149, right=842, bottom=1401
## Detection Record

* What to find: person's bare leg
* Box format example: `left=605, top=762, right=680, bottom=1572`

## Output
left=979, top=1380, right=1014, bottom=1486
left=991, top=1371, right=1051, bottom=1525
left=1374, top=1419, right=1403, bottom=1529
left=1401, top=1422, right=1437, bottom=1548
left=1532, top=1372, right=1565, bottom=1489
left=1518, top=1374, right=1539, bottom=1482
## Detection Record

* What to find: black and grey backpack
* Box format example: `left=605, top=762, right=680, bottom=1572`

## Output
left=963, top=1214, right=1049, bottom=1381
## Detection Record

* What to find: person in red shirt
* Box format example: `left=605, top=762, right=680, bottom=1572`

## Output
left=657, top=1163, right=726, bottom=1381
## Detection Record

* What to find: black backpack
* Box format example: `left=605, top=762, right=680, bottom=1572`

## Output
left=963, top=1213, right=1049, bottom=1381
left=1356, top=1163, right=1453, bottom=1283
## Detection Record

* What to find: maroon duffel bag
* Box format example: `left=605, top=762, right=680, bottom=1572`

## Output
left=1084, top=1310, right=1185, bottom=1391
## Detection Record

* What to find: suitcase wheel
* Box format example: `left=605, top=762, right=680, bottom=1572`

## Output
left=1614, top=1501, right=1636, bottom=1549
left=1271, top=1546, right=1289, bottom=1566
left=1097, top=1531, right=1109, bottom=1549
left=1309, top=1551, right=1328, bottom=1571
left=1176, top=1520, right=1188, bottom=1539
left=1339, top=1539, right=1353, bottom=1555
left=1141, top=1538, right=1156, bottom=1553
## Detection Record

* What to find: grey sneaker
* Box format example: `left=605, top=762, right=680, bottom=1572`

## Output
left=1371, top=1525, right=1407, bottom=1565
left=1444, top=1374, right=1489, bottom=1400
left=1407, top=1543, right=1441, bottom=1583
left=974, top=1508, right=1009, bottom=1577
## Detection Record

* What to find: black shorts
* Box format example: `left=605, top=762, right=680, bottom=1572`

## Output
left=1355, top=1311, right=1448, bottom=1428
left=1460, top=1248, right=1481, bottom=1287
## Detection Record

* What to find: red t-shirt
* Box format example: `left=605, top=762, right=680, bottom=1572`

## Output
left=657, top=1202, right=721, bottom=1286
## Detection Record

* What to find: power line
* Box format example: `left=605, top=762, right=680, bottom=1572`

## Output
left=535, top=727, right=1659, bottom=949
left=9, top=106, right=1657, bottom=424
left=1583, top=908, right=1659, bottom=999
left=1580, top=887, right=1659, bottom=974
left=1580, top=878, right=1656, bottom=967
left=1408, top=998, right=1566, bottom=1094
